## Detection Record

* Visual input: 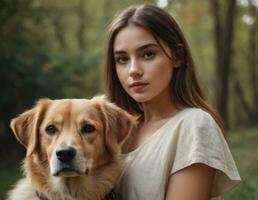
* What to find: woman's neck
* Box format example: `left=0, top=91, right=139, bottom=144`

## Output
left=140, top=92, right=181, bottom=123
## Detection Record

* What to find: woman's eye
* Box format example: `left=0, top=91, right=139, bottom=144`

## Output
left=81, top=124, right=96, bottom=134
left=115, top=56, right=129, bottom=64
left=143, top=51, right=155, bottom=59
left=45, top=125, right=57, bottom=135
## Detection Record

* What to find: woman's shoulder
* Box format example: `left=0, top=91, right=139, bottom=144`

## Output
left=180, top=107, right=215, bottom=121
left=178, top=107, right=220, bottom=131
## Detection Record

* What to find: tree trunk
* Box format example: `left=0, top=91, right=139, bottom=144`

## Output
left=77, top=0, right=87, bottom=51
left=248, top=1, right=258, bottom=119
left=232, top=69, right=255, bottom=124
left=211, top=0, right=237, bottom=127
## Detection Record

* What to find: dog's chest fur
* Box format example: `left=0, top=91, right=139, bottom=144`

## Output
left=7, top=159, right=121, bottom=200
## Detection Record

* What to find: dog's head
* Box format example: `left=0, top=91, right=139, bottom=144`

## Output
left=10, top=97, right=134, bottom=177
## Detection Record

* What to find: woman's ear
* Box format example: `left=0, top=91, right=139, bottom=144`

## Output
left=10, top=98, right=50, bottom=156
left=173, top=43, right=185, bottom=68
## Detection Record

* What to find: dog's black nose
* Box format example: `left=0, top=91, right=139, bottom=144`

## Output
left=56, top=146, right=76, bottom=163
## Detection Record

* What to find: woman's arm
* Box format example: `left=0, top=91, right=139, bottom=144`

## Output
left=166, top=163, right=215, bottom=200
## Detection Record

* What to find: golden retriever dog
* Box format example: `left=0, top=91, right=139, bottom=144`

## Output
left=7, top=97, right=134, bottom=200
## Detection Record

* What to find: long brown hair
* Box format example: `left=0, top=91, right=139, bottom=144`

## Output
left=104, top=4, right=224, bottom=132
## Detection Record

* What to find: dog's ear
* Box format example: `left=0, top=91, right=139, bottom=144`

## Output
left=93, top=98, right=135, bottom=154
left=10, top=98, right=50, bottom=156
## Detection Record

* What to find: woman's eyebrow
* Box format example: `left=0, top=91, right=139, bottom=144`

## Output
left=114, top=43, right=159, bottom=55
left=136, top=43, right=159, bottom=51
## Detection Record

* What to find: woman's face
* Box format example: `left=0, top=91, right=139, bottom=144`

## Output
left=114, top=24, right=175, bottom=103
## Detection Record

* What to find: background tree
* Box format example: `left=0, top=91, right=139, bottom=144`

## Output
left=210, top=0, right=237, bottom=127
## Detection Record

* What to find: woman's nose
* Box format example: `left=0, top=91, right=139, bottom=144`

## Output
left=129, top=59, right=143, bottom=78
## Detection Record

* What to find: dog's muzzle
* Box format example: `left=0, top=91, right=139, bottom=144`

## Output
left=52, top=146, right=79, bottom=176
left=50, top=145, right=91, bottom=177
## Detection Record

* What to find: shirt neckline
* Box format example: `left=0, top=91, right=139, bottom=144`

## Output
left=124, top=108, right=191, bottom=156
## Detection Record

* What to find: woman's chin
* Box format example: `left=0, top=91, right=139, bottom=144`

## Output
left=131, top=94, right=151, bottom=103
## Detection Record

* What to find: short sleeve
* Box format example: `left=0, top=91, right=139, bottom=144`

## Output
left=170, top=109, right=241, bottom=197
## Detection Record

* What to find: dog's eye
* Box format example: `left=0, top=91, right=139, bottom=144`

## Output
left=81, top=124, right=95, bottom=134
left=45, top=125, right=57, bottom=135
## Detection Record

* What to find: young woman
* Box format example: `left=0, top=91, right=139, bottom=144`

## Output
left=104, top=4, right=240, bottom=200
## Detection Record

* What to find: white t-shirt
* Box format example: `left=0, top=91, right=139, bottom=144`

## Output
left=115, top=108, right=241, bottom=200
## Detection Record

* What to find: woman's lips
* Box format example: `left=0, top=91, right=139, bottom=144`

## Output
left=129, top=82, right=148, bottom=92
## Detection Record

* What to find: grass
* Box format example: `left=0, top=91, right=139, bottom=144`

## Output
left=0, top=126, right=257, bottom=199
left=223, top=126, right=258, bottom=199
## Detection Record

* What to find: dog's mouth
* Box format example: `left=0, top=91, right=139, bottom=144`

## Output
left=53, top=163, right=90, bottom=177
left=54, top=167, right=80, bottom=177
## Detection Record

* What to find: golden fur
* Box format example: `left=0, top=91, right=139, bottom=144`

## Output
left=7, top=97, right=134, bottom=200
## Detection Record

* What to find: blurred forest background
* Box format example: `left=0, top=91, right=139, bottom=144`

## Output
left=0, top=0, right=258, bottom=199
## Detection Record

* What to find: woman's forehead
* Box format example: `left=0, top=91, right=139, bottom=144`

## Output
left=113, top=24, right=158, bottom=52
left=113, top=24, right=171, bottom=57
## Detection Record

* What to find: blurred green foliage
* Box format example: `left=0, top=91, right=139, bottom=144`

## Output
left=223, top=127, right=258, bottom=199
left=0, top=165, right=21, bottom=200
